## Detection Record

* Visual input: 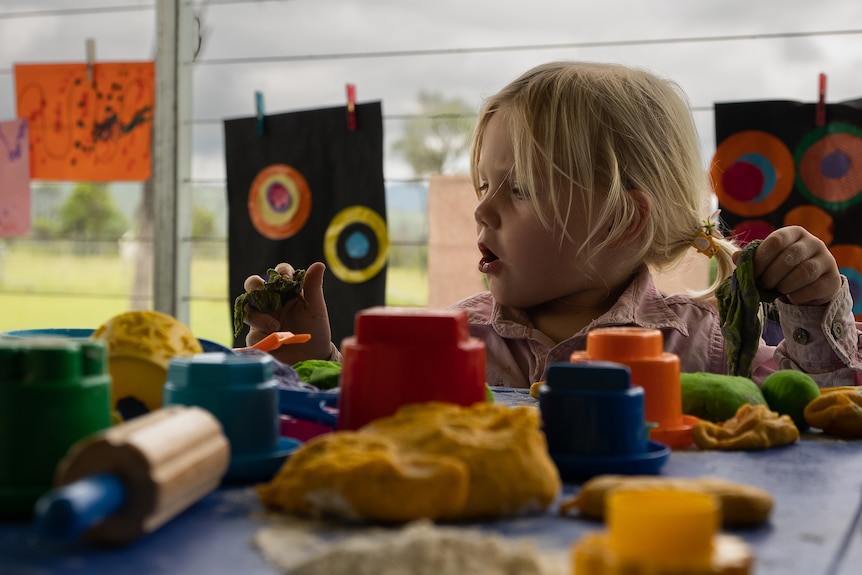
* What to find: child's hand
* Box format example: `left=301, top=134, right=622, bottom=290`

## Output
left=242, top=261, right=334, bottom=365
left=746, top=226, right=841, bottom=306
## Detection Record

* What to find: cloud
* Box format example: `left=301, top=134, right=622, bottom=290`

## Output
left=3, top=0, right=862, bottom=180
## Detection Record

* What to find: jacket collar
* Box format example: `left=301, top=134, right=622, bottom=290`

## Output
left=490, top=266, right=691, bottom=341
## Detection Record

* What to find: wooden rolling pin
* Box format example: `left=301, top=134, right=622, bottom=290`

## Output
left=35, top=405, right=230, bottom=545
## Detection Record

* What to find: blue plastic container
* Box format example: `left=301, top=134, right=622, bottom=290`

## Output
left=2, top=328, right=95, bottom=339
left=541, top=361, right=647, bottom=457
left=539, top=361, right=670, bottom=482
left=2, top=328, right=231, bottom=355
left=163, top=352, right=298, bottom=483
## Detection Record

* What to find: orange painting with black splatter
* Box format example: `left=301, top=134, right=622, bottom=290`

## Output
left=15, top=62, right=154, bottom=182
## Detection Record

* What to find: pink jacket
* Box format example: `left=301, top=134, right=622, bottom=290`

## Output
left=449, top=266, right=862, bottom=389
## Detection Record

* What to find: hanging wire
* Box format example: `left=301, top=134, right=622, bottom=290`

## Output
left=193, top=28, right=862, bottom=66
left=3, top=26, right=861, bottom=76
left=0, top=4, right=153, bottom=19
left=0, top=0, right=293, bottom=19
left=1, top=20, right=861, bottom=75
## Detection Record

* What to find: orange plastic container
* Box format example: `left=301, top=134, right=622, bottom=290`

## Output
left=570, top=327, right=696, bottom=448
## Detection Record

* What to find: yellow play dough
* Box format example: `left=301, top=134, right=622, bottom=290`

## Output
left=692, top=404, right=799, bottom=451
left=92, top=310, right=202, bottom=414
left=804, top=387, right=862, bottom=438
left=258, top=402, right=561, bottom=522
left=258, top=433, right=469, bottom=522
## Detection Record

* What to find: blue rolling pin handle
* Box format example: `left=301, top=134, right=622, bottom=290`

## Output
left=34, top=474, right=127, bottom=539
left=278, top=389, right=339, bottom=427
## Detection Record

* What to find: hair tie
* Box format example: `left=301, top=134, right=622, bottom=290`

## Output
left=691, top=209, right=722, bottom=258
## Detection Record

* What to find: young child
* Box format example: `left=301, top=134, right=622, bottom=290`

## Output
left=241, top=61, right=862, bottom=388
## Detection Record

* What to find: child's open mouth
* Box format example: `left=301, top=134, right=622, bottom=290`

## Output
left=478, top=245, right=499, bottom=273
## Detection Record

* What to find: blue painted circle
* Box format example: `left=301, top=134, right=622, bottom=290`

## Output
left=345, top=230, right=370, bottom=259
left=738, top=152, right=777, bottom=203
left=822, top=150, right=851, bottom=179
left=840, top=267, right=862, bottom=316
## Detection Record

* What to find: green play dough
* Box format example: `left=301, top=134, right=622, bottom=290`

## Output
left=760, top=370, right=820, bottom=432
left=681, top=372, right=767, bottom=422
left=292, top=359, right=342, bottom=390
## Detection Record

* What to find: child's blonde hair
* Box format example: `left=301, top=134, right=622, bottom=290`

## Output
left=470, top=61, right=736, bottom=296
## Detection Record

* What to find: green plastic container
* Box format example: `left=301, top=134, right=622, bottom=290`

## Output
left=0, top=338, right=112, bottom=518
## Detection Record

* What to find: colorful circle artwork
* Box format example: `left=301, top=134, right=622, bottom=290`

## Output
left=783, top=205, right=834, bottom=245
left=248, top=164, right=311, bottom=240
left=795, top=123, right=862, bottom=210
left=830, top=244, right=862, bottom=319
left=711, top=130, right=795, bottom=217
left=731, top=219, right=775, bottom=246
left=324, top=206, right=389, bottom=284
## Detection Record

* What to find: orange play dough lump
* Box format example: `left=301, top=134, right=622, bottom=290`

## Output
left=692, top=404, right=799, bottom=450
left=804, top=387, right=862, bottom=438
left=257, top=433, right=469, bottom=522
left=258, top=402, right=561, bottom=521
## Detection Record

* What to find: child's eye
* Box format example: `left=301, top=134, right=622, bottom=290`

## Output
left=512, top=186, right=529, bottom=200
left=477, top=181, right=490, bottom=196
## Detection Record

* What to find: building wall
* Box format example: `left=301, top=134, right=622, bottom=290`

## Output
left=427, top=174, right=710, bottom=309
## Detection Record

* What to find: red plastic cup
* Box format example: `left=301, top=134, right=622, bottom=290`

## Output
left=337, top=307, right=487, bottom=430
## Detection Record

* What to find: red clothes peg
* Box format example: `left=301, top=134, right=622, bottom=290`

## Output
left=346, top=84, right=357, bottom=131
left=816, top=73, right=826, bottom=127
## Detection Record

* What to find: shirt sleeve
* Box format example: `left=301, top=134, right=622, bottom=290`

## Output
left=327, top=341, right=343, bottom=363
left=770, top=275, right=862, bottom=387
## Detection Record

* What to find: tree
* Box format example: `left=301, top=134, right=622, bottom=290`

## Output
left=192, top=205, right=217, bottom=238
left=59, top=183, right=128, bottom=253
left=30, top=184, right=65, bottom=239
left=391, top=91, right=475, bottom=177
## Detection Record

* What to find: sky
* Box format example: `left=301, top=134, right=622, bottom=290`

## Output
left=2, top=0, right=862, bottom=194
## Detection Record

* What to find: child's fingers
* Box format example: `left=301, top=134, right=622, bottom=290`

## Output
left=243, top=305, right=282, bottom=333
left=274, top=262, right=295, bottom=279
left=755, top=240, right=818, bottom=292
left=751, top=226, right=842, bottom=305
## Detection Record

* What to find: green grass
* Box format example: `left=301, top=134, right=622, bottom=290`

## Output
left=0, top=249, right=428, bottom=348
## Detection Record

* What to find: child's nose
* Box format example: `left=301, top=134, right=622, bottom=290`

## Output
left=474, top=196, right=499, bottom=228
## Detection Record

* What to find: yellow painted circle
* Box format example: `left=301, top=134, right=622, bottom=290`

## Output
left=324, top=206, right=389, bottom=284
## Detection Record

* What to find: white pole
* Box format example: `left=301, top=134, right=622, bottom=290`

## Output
left=153, top=0, right=193, bottom=323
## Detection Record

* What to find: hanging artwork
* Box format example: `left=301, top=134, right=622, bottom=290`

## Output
left=712, top=99, right=862, bottom=320
left=15, top=62, right=154, bottom=181
left=0, top=118, right=31, bottom=237
left=225, top=102, right=388, bottom=347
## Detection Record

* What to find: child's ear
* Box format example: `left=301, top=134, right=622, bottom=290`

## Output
left=610, top=189, right=651, bottom=246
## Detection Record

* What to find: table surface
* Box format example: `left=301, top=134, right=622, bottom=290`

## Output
left=3, top=389, right=862, bottom=575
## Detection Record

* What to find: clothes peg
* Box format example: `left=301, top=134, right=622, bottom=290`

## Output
left=255, top=91, right=265, bottom=135
left=86, top=39, right=96, bottom=86
left=816, top=73, right=826, bottom=127
left=346, top=84, right=357, bottom=131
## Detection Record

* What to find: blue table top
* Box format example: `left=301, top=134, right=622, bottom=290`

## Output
left=3, top=390, right=862, bottom=575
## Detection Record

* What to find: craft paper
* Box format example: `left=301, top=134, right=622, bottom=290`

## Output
left=0, top=118, right=31, bottom=237
left=225, top=102, right=388, bottom=347
left=712, top=99, right=862, bottom=320
left=15, top=62, right=154, bottom=181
